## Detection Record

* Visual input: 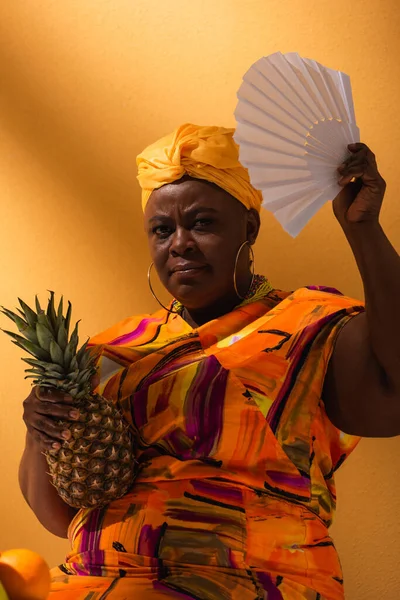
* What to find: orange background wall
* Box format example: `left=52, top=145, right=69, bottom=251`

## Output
left=0, top=2, right=399, bottom=598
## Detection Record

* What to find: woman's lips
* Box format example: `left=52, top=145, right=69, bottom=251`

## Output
left=171, top=265, right=207, bottom=278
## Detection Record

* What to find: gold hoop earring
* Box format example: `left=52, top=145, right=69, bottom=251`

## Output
left=147, top=262, right=180, bottom=314
left=233, top=241, right=255, bottom=300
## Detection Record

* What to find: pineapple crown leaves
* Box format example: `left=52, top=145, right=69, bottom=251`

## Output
left=0, top=291, right=98, bottom=396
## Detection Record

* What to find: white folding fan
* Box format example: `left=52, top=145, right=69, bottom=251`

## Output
left=234, top=52, right=360, bottom=237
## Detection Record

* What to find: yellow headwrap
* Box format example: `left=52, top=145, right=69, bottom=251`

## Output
left=136, top=124, right=262, bottom=212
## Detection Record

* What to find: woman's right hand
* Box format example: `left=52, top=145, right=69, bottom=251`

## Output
left=23, top=386, right=79, bottom=452
left=23, top=373, right=100, bottom=452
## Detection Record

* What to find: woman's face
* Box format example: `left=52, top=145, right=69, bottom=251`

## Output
left=144, top=177, right=260, bottom=311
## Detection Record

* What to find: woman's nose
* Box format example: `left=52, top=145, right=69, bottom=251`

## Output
left=169, top=227, right=195, bottom=255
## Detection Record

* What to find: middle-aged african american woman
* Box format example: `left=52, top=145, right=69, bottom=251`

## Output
left=19, top=125, right=400, bottom=599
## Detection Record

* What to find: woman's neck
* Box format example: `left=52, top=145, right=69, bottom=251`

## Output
left=180, top=272, right=253, bottom=328
left=177, top=274, right=272, bottom=328
left=181, top=292, right=241, bottom=328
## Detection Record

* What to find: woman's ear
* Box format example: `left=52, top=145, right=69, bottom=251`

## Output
left=246, top=209, right=261, bottom=245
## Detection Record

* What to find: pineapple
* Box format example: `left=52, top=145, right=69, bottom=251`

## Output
left=0, top=291, right=137, bottom=509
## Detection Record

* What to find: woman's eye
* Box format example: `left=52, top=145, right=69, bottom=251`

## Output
left=194, top=218, right=212, bottom=228
left=153, top=226, right=172, bottom=237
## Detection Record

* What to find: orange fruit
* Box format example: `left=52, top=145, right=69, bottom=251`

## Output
left=0, top=549, right=50, bottom=600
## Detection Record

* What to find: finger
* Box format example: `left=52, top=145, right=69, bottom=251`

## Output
left=30, top=426, right=62, bottom=452
left=338, top=160, right=367, bottom=174
left=338, top=151, right=380, bottom=179
left=346, top=144, right=378, bottom=172
left=365, top=147, right=378, bottom=171
left=339, top=164, right=366, bottom=177
left=34, top=401, right=80, bottom=421
left=348, top=142, right=369, bottom=153
left=339, top=168, right=385, bottom=189
left=34, top=385, right=74, bottom=404
left=30, top=414, right=73, bottom=442
left=338, top=169, right=365, bottom=186
left=24, top=394, right=80, bottom=420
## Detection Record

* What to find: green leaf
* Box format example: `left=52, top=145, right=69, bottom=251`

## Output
left=57, top=295, right=64, bottom=318
left=56, top=296, right=64, bottom=331
left=24, top=368, right=42, bottom=375
left=11, top=339, right=48, bottom=361
left=26, top=329, right=40, bottom=344
left=77, top=369, right=91, bottom=384
left=37, top=310, right=55, bottom=337
left=63, top=343, right=73, bottom=371
left=61, top=379, right=78, bottom=393
left=40, top=378, right=64, bottom=388
left=17, top=298, right=38, bottom=329
left=65, top=301, right=72, bottom=337
left=0, top=306, right=27, bottom=328
left=35, top=295, right=43, bottom=314
left=43, top=364, right=65, bottom=375
left=24, top=374, right=40, bottom=380
left=63, top=321, right=80, bottom=370
left=68, top=384, right=80, bottom=397
left=66, top=370, right=80, bottom=381
left=2, top=329, right=31, bottom=344
left=76, top=339, right=97, bottom=368
left=36, top=323, right=53, bottom=352
left=70, top=321, right=80, bottom=352
left=17, top=323, right=39, bottom=344
left=36, top=311, right=49, bottom=325
left=77, top=352, right=91, bottom=371
left=22, top=357, right=65, bottom=373
left=16, top=308, right=28, bottom=319
left=75, top=339, right=89, bottom=362
left=22, top=358, right=45, bottom=371
left=46, top=290, right=58, bottom=333
left=49, top=340, right=65, bottom=367
left=56, top=323, right=68, bottom=351
left=43, top=370, right=65, bottom=379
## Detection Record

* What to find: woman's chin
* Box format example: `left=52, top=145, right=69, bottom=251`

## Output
left=171, top=284, right=214, bottom=310
left=169, top=270, right=211, bottom=296
left=172, top=287, right=237, bottom=314
left=173, top=286, right=208, bottom=306
left=167, top=272, right=236, bottom=312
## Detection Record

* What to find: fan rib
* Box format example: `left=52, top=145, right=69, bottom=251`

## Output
left=254, top=62, right=315, bottom=126
left=239, top=77, right=313, bottom=132
left=235, top=98, right=307, bottom=140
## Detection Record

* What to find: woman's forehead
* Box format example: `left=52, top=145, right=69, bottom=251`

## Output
left=144, top=178, right=240, bottom=218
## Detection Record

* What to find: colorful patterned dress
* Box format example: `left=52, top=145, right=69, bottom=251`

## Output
left=49, top=286, right=364, bottom=599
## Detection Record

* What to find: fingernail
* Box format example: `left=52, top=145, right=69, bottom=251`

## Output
left=52, top=442, right=61, bottom=450
left=69, top=410, right=80, bottom=419
left=61, top=430, right=71, bottom=440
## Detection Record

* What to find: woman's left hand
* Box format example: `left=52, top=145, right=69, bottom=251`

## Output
left=332, top=142, right=386, bottom=230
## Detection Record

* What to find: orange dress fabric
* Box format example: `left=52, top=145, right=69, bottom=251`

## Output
left=49, top=286, right=364, bottom=599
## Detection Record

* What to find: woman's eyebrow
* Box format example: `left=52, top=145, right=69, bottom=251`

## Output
left=148, top=215, right=168, bottom=224
left=148, top=206, right=219, bottom=223
left=184, top=206, right=219, bottom=216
